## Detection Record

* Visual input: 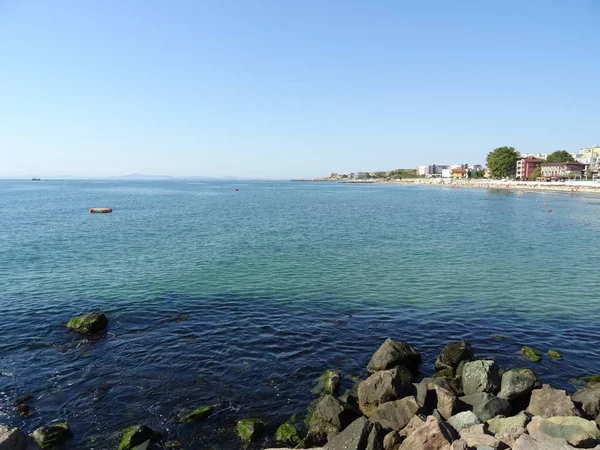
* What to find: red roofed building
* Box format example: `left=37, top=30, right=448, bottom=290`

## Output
left=515, top=156, right=542, bottom=180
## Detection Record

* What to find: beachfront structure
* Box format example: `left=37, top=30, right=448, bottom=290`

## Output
left=540, top=162, right=586, bottom=179
left=451, top=168, right=467, bottom=179
left=515, top=156, right=542, bottom=180
left=417, top=165, right=431, bottom=176
left=354, top=172, right=368, bottom=179
left=573, top=146, right=600, bottom=177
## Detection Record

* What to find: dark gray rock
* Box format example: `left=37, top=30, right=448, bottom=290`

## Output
left=435, top=340, right=474, bottom=371
left=31, top=423, right=73, bottom=449
left=572, top=382, right=600, bottom=419
left=117, top=425, right=160, bottom=450
left=326, top=417, right=379, bottom=450
left=498, top=369, right=538, bottom=401
left=368, top=338, right=421, bottom=373
left=370, top=397, right=423, bottom=431
left=358, top=368, right=415, bottom=416
left=462, top=361, right=501, bottom=396
left=302, top=395, right=360, bottom=446
left=473, top=396, right=511, bottom=421
left=0, top=426, right=40, bottom=450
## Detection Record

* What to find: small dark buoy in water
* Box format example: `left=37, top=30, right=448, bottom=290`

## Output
left=547, top=209, right=552, bottom=212
left=90, top=208, right=112, bottom=213
left=235, top=188, right=239, bottom=191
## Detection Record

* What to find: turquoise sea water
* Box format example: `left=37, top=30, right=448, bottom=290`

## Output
left=1, top=180, right=599, bottom=449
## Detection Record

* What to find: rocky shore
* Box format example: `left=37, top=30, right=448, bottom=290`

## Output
left=3, top=312, right=600, bottom=450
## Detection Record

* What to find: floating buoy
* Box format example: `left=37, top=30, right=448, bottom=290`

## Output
left=235, top=188, right=239, bottom=191
left=90, top=208, right=112, bottom=213
left=547, top=209, right=552, bottom=213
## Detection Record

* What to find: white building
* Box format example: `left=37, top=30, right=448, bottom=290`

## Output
left=522, top=153, right=548, bottom=160
left=441, top=168, right=452, bottom=178
left=573, top=146, right=600, bottom=177
left=417, top=165, right=431, bottom=176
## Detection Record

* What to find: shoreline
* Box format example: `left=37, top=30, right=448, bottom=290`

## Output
left=302, top=178, right=600, bottom=195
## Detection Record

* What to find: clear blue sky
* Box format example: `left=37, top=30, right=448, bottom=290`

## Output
left=1, top=1, right=599, bottom=178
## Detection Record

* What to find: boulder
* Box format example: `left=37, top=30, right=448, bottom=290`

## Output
left=383, top=430, right=404, bottom=450
left=370, top=396, right=423, bottom=431
left=450, top=439, right=469, bottom=450
left=435, top=341, right=474, bottom=371
left=368, top=338, right=421, bottom=373
left=31, top=423, right=73, bottom=449
left=131, top=442, right=150, bottom=450
left=473, top=396, right=512, bottom=421
left=66, top=312, right=108, bottom=334
left=398, top=416, right=454, bottom=450
left=425, top=384, right=457, bottom=420
left=548, top=350, right=563, bottom=360
left=513, top=432, right=578, bottom=450
left=0, top=426, right=40, bottom=450
left=572, top=383, right=600, bottom=419
left=314, top=370, right=341, bottom=395
left=302, top=395, right=360, bottom=446
left=527, top=415, right=599, bottom=448
left=527, top=384, right=581, bottom=418
left=398, top=415, right=426, bottom=438
left=459, top=424, right=506, bottom=449
left=462, top=361, right=501, bottom=396
left=547, top=416, right=600, bottom=440
left=118, top=425, right=161, bottom=450
left=174, top=405, right=212, bottom=422
left=326, top=416, right=384, bottom=450
left=448, top=411, right=482, bottom=432
left=487, top=411, right=530, bottom=437
left=498, top=369, right=538, bottom=401
left=459, top=392, right=494, bottom=410
left=276, top=423, right=300, bottom=447
left=358, top=368, right=415, bottom=416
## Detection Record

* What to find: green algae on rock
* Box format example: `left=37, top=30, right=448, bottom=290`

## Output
left=174, top=405, right=213, bottom=423
left=432, top=368, right=454, bottom=378
left=312, top=369, right=341, bottom=395
left=491, top=335, right=506, bottom=341
left=118, top=425, right=160, bottom=450
left=275, top=423, right=299, bottom=446
left=66, top=312, right=108, bottom=334
left=31, top=423, right=73, bottom=449
left=236, top=418, right=266, bottom=443
left=521, top=345, right=542, bottom=362
left=547, top=349, right=562, bottom=360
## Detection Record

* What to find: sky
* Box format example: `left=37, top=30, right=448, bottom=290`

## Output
left=0, top=1, right=599, bottom=179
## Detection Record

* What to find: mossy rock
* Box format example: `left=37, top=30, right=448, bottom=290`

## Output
left=66, top=312, right=108, bottom=334
left=236, top=418, right=266, bottom=443
left=491, top=335, right=506, bottom=341
left=31, top=423, right=73, bottom=449
left=521, top=346, right=542, bottom=362
left=312, top=370, right=341, bottom=395
left=275, top=423, right=299, bottom=446
left=547, top=350, right=562, bottom=360
left=582, top=374, right=600, bottom=383
left=175, top=405, right=213, bottom=423
left=165, top=441, right=181, bottom=448
left=433, top=368, right=454, bottom=378
left=118, top=425, right=160, bottom=450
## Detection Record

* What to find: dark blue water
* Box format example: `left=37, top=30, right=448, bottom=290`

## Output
left=1, top=180, right=599, bottom=449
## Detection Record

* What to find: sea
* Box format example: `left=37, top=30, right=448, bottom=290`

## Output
left=0, top=179, right=599, bottom=449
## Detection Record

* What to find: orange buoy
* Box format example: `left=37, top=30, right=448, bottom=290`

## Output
left=90, top=208, right=112, bottom=213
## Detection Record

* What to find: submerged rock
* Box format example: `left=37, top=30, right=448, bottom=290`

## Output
left=237, top=419, right=266, bottom=444
left=275, top=423, right=300, bottom=446
left=358, top=367, right=415, bottom=416
left=66, top=312, right=108, bottom=334
left=174, top=405, right=213, bottom=422
left=462, top=360, right=501, bottom=395
left=0, top=426, right=40, bottom=450
left=31, top=423, right=72, bottom=449
left=547, top=350, right=563, bottom=360
left=521, top=346, right=542, bottom=362
left=313, top=370, right=341, bottom=395
left=527, top=384, right=581, bottom=418
left=118, top=425, right=161, bottom=450
left=435, top=340, right=474, bottom=372
left=367, top=338, right=421, bottom=373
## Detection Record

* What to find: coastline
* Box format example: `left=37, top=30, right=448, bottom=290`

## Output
left=303, top=178, right=600, bottom=195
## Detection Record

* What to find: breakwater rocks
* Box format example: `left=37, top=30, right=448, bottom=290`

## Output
left=3, top=329, right=600, bottom=450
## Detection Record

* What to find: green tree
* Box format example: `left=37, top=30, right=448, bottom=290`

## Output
left=473, top=169, right=486, bottom=178
left=528, top=166, right=542, bottom=180
left=486, top=146, right=520, bottom=179
left=545, top=150, right=575, bottom=163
